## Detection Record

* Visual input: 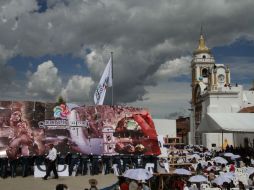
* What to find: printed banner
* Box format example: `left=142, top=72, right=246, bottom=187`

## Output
left=0, top=101, right=161, bottom=159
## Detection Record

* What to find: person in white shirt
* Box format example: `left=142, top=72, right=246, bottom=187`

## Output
left=43, top=144, right=58, bottom=180
left=141, top=181, right=151, bottom=190
left=183, top=181, right=192, bottom=190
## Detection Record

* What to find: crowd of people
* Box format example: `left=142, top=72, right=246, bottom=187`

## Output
left=2, top=142, right=254, bottom=190
left=151, top=145, right=254, bottom=190
left=0, top=152, right=157, bottom=178
left=52, top=177, right=151, bottom=190
left=54, top=179, right=100, bottom=190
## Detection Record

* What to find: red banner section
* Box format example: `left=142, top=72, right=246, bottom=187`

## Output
left=0, top=101, right=161, bottom=159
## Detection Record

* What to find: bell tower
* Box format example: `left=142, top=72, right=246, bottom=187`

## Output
left=190, top=30, right=232, bottom=145
left=191, top=32, right=215, bottom=104
left=190, top=31, right=215, bottom=145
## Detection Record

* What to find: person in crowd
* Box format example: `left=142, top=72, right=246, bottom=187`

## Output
left=248, top=174, right=254, bottom=187
left=56, top=184, right=68, bottom=190
left=221, top=164, right=227, bottom=172
left=196, top=163, right=203, bottom=174
left=90, top=155, right=100, bottom=175
left=122, top=155, right=132, bottom=172
left=118, top=176, right=129, bottom=190
left=102, top=155, right=111, bottom=175
left=0, top=156, right=8, bottom=178
left=183, top=181, right=191, bottom=190
left=137, top=182, right=143, bottom=190
left=141, top=181, right=150, bottom=190
left=113, top=155, right=123, bottom=175
left=43, top=144, right=58, bottom=180
left=191, top=157, right=197, bottom=163
left=88, top=178, right=99, bottom=190
left=229, top=181, right=235, bottom=189
left=225, top=145, right=230, bottom=152
left=129, top=180, right=138, bottom=190
left=69, top=153, right=80, bottom=176
left=222, top=182, right=230, bottom=190
left=238, top=181, right=246, bottom=190
left=20, top=155, right=30, bottom=177
left=211, top=183, right=219, bottom=188
left=208, top=169, right=216, bottom=181
left=79, top=154, right=89, bottom=175
left=9, top=156, right=18, bottom=177
left=196, top=183, right=201, bottom=190
left=229, top=163, right=235, bottom=172
left=240, top=160, right=245, bottom=168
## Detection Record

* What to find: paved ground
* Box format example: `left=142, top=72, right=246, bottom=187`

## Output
left=0, top=174, right=118, bottom=190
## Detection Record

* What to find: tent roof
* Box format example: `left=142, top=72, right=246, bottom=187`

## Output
left=197, top=113, right=254, bottom=133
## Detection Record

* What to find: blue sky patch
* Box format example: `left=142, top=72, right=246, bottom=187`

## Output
left=212, top=38, right=254, bottom=61
left=36, top=0, right=48, bottom=13
left=7, top=54, right=89, bottom=82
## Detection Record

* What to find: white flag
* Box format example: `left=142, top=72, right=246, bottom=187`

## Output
left=94, top=57, right=112, bottom=105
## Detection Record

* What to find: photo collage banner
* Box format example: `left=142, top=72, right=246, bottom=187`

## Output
left=0, top=101, right=161, bottom=159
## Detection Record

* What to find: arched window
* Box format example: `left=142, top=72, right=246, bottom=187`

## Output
left=202, top=68, right=208, bottom=77
left=202, top=55, right=206, bottom=59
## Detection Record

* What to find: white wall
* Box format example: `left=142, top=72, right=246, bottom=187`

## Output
left=243, top=90, right=254, bottom=105
left=203, top=86, right=243, bottom=114
left=153, top=119, right=176, bottom=138
left=201, top=132, right=254, bottom=150
left=202, top=133, right=233, bottom=150
left=234, top=133, right=254, bottom=147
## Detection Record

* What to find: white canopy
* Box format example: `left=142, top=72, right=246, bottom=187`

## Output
left=197, top=113, right=254, bottom=133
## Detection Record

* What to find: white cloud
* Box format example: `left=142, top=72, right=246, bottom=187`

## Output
left=61, top=75, right=94, bottom=103
left=27, top=60, right=62, bottom=99
left=0, top=44, right=15, bottom=63
left=85, top=50, right=106, bottom=79
left=26, top=60, right=94, bottom=103
left=0, top=44, right=16, bottom=91
left=11, top=19, right=18, bottom=31
left=129, top=81, right=191, bottom=118
left=0, top=0, right=254, bottom=116
left=155, top=56, right=192, bottom=80
left=0, top=0, right=37, bottom=22
left=47, top=22, right=53, bottom=30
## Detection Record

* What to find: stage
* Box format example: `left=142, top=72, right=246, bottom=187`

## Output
left=0, top=174, right=118, bottom=190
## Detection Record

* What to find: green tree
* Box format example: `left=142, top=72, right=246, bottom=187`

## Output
left=57, top=96, right=66, bottom=105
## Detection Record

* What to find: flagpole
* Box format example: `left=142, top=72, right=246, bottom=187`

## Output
left=111, top=52, right=114, bottom=106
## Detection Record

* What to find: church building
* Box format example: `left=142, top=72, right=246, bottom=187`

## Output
left=190, top=32, right=254, bottom=149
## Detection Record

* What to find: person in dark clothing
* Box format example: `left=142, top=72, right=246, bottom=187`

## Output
left=79, top=155, right=89, bottom=175
left=102, top=155, right=112, bottom=175
left=0, top=157, right=8, bottom=178
left=132, top=155, right=142, bottom=168
left=20, top=155, right=30, bottom=177
left=69, top=153, right=80, bottom=176
left=113, top=155, right=122, bottom=175
left=121, top=155, right=132, bottom=172
left=10, top=157, right=18, bottom=177
left=90, top=155, right=100, bottom=175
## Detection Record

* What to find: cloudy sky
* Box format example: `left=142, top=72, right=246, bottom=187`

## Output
left=0, top=0, right=254, bottom=118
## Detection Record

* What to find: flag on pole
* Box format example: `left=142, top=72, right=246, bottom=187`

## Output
left=94, top=57, right=112, bottom=105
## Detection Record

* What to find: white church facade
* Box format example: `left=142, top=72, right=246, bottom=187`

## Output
left=189, top=33, right=254, bottom=150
